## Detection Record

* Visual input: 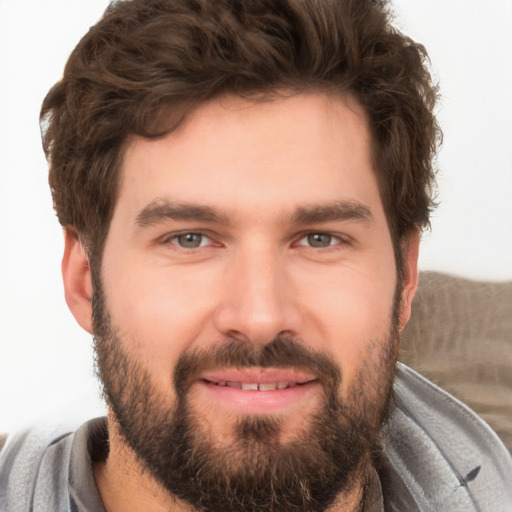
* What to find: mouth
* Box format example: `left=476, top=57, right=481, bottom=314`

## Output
left=204, top=380, right=312, bottom=391
left=195, top=368, right=320, bottom=414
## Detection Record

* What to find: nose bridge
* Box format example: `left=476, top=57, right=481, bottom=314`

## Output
left=215, top=239, right=297, bottom=343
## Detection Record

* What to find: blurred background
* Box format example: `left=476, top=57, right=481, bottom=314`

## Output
left=1, top=0, right=511, bottom=433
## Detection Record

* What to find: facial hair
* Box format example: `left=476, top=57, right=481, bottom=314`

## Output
left=92, top=284, right=400, bottom=512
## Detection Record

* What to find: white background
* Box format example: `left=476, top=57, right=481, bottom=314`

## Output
left=0, top=0, right=511, bottom=433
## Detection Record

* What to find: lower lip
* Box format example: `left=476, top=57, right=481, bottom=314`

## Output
left=196, top=380, right=320, bottom=414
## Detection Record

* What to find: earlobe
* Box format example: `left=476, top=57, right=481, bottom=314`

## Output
left=399, top=230, right=420, bottom=332
left=62, top=229, right=93, bottom=334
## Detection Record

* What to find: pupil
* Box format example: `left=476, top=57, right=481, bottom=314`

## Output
left=179, top=233, right=201, bottom=248
left=308, top=233, right=331, bottom=247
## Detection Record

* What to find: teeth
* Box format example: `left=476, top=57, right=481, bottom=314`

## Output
left=258, top=383, right=278, bottom=391
left=213, top=381, right=297, bottom=390
left=209, top=379, right=306, bottom=390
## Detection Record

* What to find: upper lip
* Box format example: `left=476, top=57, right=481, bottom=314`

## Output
left=199, top=368, right=317, bottom=386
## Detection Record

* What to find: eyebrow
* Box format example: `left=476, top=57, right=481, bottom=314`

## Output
left=135, top=200, right=230, bottom=227
left=291, top=201, right=373, bottom=225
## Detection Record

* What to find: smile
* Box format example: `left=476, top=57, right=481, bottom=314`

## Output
left=196, top=369, right=320, bottom=414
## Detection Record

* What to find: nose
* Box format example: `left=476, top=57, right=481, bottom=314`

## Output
left=213, top=243, right=302, bottom=344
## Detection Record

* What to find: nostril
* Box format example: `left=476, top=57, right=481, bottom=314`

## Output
left=224, top=330, right=252, bottom=343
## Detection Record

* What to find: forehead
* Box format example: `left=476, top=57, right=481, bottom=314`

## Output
left=117, top=93, right=381, bottom=223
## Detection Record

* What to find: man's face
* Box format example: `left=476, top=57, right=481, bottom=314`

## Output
left=82, top=93, right=414, bottom=511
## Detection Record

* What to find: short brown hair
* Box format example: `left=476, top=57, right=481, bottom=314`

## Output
left=41, top=0, right=440, bottom=269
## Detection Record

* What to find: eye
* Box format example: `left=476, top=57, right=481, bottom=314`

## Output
left=297, top=233, right=342, bottom=248
left=170, top=232, right=212, bottom=249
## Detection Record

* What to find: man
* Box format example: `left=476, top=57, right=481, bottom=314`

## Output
left=0, top=0, right=510, bottom=510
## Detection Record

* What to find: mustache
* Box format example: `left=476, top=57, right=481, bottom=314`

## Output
left=173, top=335, right=342, bottom=396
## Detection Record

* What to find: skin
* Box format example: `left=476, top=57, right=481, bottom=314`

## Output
left=63, top=92, right=419, bottom=511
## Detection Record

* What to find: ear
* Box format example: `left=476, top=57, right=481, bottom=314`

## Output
left=62, top=229, right=93, bottom=334
left=398, top=230, right=420, bottom=332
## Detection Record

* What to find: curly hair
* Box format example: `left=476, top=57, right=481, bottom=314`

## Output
left=41, top=0, right=440, bottom=270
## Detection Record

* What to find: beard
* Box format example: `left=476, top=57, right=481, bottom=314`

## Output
left=92, top=284, right=401, bottom=512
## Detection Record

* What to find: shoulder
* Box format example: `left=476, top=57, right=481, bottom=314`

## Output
left=0, top=425, right=75, bottom=511
left=384, top=363, right=512, bottom=511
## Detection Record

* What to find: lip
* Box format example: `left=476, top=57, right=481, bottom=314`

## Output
left=195, top=367, right=320, bottom=415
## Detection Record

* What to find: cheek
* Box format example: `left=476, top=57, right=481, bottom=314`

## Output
left=296, top=263, right=396, bottom=384
left=101, top=257, right=221, bottom=387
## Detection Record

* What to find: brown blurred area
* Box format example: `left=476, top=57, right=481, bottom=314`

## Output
left=401, top=271, right=512, bottom=451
